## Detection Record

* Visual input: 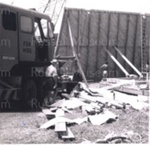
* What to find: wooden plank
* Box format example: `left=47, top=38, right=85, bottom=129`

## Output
left=54, top=8, right=66, bottom=58
left=42, top=108, right=56, bottom=119
left=88, top=110, right=117, bottom=125
left=55, top=122, right=67, bottom=132
left=61, top=93, right=71, bottom=99
left=61, top=127, right=75, bottom=139
left=42, top=108, right=55, bottom=115
left=51, top=99, right=66, bottom=108
left=114, top=47, right=143, bottom=77
left=114, top=86, right=145, bottom=96
left=56, top=109, right=65, bottom=117
left=67, top=18, right=88, bottom=87
left=105, top=49, right=129, bottom=77
left=40, top=117, right=74, bottom=129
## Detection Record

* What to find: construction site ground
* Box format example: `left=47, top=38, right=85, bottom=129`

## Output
left=0, top=80, right=149, bottom=144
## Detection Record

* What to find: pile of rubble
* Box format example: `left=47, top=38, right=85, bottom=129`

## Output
left=39, top=81, right=149, bottom=141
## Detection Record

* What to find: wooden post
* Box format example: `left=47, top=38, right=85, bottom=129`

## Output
left=54, top=8, right=66, bottom=58
left=67, top=18, right=88, bottom=87
left=105, top=48, right=129, bottom=77
left=114, top=47, right=143, bottom=78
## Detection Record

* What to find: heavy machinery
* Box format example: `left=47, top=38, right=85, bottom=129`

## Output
left=0, top=3, right=58, bottom=107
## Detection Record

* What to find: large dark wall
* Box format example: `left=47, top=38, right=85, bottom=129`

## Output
left=56, top=8, right=150, bottom=80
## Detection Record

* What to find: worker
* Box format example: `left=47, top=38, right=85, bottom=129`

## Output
left=145, top=61, right=149, bottom=85
left=45, top=59, right=58, bottom=89
left=72, top=58, right=83, bottom=82
left=44, top=59, right=58, bottom=104
left=100, top=61, right=108, bottom=81
left=145, top=61, right=149, bottom=72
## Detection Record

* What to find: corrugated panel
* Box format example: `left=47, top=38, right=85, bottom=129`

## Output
left=68, top=9, right=79, bottom=46
left=87, top=11, right=99, bottom=79
left=107, top=13, right=118, bottom=76
left=57, top=8, right=143, bottom=79
left=98, top=12, right=108, bottom=77
left=126, top=14, right=137, bottom=74
left=145, top=15, right=150, bottom=63
left=79, top=10, right=89, bottom=73
left=134, top=15, right=142, bottom=70
left=117, top=14, right=128, bottom=76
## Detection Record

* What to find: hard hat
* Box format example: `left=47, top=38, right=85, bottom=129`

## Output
left=51, top=59, right=58, bottom=63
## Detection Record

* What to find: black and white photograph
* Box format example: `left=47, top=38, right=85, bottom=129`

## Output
left=0, top=0, right=149, bottom=144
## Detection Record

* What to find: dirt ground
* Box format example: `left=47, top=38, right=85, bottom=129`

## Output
left=0, top=83, right=149, bottom=144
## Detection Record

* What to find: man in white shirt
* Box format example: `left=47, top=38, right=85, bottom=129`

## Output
left=44, top=59, right=58, bottom=105
left=45, top=59, right=58, bottom=89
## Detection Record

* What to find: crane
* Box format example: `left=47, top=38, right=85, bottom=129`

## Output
left=38, top=0, right=66, bottom=26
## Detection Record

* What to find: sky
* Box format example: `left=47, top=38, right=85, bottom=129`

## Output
left=0, top=0, right=149, bottom=13
left=0, top=0, right=149, bottom=32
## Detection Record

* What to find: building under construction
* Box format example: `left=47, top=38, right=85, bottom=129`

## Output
left=55, top=8, right=150, bottom=80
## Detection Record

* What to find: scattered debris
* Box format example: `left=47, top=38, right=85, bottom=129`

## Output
left=88, top=110, right=117, bottom=125
left=40, top=117, right=74, bottom=129
left=39, top=81, right=149, bottom=141
left=61, top=127, right=75, bottom=140
left=81, top=134, right=132, bottom=144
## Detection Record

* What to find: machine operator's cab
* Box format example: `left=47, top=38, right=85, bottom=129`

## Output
left=0, top=3, right=54, bottom=74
